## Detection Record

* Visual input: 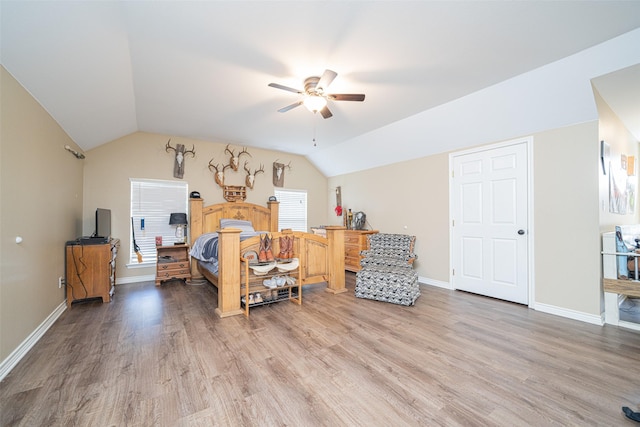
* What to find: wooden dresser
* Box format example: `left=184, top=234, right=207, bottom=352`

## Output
left=66, top=239, right=119, bottom=307
left=156, top=244, right=192, bottom=285
left=344, top=230, right=378, bottom=272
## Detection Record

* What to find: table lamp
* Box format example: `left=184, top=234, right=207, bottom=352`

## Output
left=169, top=212, right=188, bottom=245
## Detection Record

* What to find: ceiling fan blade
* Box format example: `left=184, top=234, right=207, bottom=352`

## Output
left=268, top=83, right=303, bottom=94
left=320, top=105, right=333, bottom=119
left=316, top=69, right=337, bottom=92
left=277, top=101, right=303, bottom=113
left=328, top=93, right=366, bottom=102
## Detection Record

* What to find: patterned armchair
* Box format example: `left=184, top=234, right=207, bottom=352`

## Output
left=354, top=233, right=420, bottom=306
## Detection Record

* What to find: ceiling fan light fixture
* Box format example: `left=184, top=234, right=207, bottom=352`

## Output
left=269, top=70, right=364, bottom=119
left=303, top=95, right=327, bottom=113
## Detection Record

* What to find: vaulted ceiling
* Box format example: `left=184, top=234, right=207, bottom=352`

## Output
left=2, top=1, right=640, bottom=176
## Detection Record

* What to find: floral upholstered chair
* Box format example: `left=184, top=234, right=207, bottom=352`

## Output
left=354, top=233, right=419, bottom=306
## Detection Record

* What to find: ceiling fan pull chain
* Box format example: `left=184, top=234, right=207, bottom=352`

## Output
left=313, top=113, right=318, bottom=147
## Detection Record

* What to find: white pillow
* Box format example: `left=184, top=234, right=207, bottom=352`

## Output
left=219, top=219, right=255, bottom=233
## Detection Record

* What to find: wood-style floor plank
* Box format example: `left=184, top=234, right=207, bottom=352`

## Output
left=1, top=274, right=640, bottom=426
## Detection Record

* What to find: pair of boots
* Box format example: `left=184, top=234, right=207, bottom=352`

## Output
left=258, top=234, right=274, bottom=262
left=278, top=235, right=293, bottom=260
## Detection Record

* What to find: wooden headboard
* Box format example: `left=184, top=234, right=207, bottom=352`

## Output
left=189, top=198, right=279, bottom=243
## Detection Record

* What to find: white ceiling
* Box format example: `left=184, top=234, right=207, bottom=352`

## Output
left=2, top=1, right=640, bottom=176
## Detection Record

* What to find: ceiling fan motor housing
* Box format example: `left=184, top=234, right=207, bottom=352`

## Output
left=304, top=76, right=321, bottom=94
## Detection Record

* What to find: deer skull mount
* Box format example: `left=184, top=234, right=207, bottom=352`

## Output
left=166, top=139, right=195, bottom=179
left=244, top=161, right=265, bottom=189
left=208, top=145, right=266, bottom=194
left=225, top=144, right=251, bottom=171
left=273, top=160, right=292, bottom=187
left=208, top=159, right=231, bottom=188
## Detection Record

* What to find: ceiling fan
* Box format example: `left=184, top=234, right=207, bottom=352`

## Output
left=268, top=69, right=365, bottom=119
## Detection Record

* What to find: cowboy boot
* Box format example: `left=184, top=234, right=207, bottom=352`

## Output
left=282, top=235, right=290, bottom=260
left=286, top=235, right=293, bottom=259
left=258, top=234, right=267, bottom=262
left=278, top=236, right=287, bottom=259
left=265, top=234, right=275, bottom=261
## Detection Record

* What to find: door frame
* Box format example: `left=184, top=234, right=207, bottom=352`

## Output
left=448, top=136, right=535, bottom=308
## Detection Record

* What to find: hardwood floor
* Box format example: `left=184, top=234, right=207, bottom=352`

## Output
left=1, top=274, right=639, bottom=426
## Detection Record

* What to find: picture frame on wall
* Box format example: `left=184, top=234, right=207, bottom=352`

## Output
left=601, top=140, right=610, bottom=175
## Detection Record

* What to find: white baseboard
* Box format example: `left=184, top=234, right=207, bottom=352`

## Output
left=116, top=274, right=155, bottom=285
left=533, top=302, right=604, bottom=326
left=617, top=320, right=640, bottom=332
left=0, top=301, right=67, bottom=382
left=419, top=278, right=609, bottom=328
left=418, top=276, right=452, bottom=290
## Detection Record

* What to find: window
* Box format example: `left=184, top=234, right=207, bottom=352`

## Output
left=130, top=178, right=188, bottom=265
left=275, top=188, right=307, bottom=232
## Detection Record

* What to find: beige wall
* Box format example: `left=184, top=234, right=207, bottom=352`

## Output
left=82, top=132, right=328, bottom=281
left=533, top=122, right=602, bottom=315
left=329, top=121, right=605, bottom=317
left=0, top=66, right=84, bottom=361
left=327, top=153, right=450, bottom=284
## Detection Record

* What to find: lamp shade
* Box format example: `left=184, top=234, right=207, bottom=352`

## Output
left=169, top=212, right=188, bottom=225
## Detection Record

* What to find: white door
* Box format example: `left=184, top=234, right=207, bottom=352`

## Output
left=451, top=141, right=529, bottom=304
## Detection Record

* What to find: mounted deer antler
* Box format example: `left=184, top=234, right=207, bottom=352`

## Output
left=273, top=159, right=292, bottom=187
left=166, top=139, right=196, bottom=179
left=208, top=159, right=232, bottom=188
left=244, top=161, right=265, bottom=189
left=225, top=144, right=252, bottom=171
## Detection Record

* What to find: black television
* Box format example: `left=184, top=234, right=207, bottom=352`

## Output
left=95, top=208, right=111, bottom=239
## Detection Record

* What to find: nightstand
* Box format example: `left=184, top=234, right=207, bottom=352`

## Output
left=155, top=244, right=191, bottom=286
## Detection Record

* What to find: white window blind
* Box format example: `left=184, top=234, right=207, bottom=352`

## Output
left=275, top=189, right=307, bottom=232
left=130, top=179, right=188, bottom=265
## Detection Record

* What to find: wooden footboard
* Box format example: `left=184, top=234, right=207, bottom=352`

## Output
left=200, top=227, right=346, bottom=318
left=189, top=198, right=346, bottom=318
left=212, top=228, right=244, bottom=317
left=236, top=228, right=346, bottom=291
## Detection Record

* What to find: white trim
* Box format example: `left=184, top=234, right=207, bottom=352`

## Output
left=0, top=301, right=67, bottom=382
left=617, top=320, right=640, bottom=332
left=116, top=274, right=155, bottom=285
left=418, top=276, right=452, bottom=290
left=534, top=302, right=604, bottom=326
left=129, top=177, right=188, bottom=187
left=448, top=136, right=535, bottom=307
left=125, top=261, right=155, bottom=269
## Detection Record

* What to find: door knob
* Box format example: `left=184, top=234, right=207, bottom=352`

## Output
left=518, top=229, right=525, bottom=235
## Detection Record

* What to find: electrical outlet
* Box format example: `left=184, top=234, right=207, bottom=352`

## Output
left=58, top=276, right=64, bottom=288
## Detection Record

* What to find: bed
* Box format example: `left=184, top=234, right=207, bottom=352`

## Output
left=189, top=198, right=346, bottom=317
